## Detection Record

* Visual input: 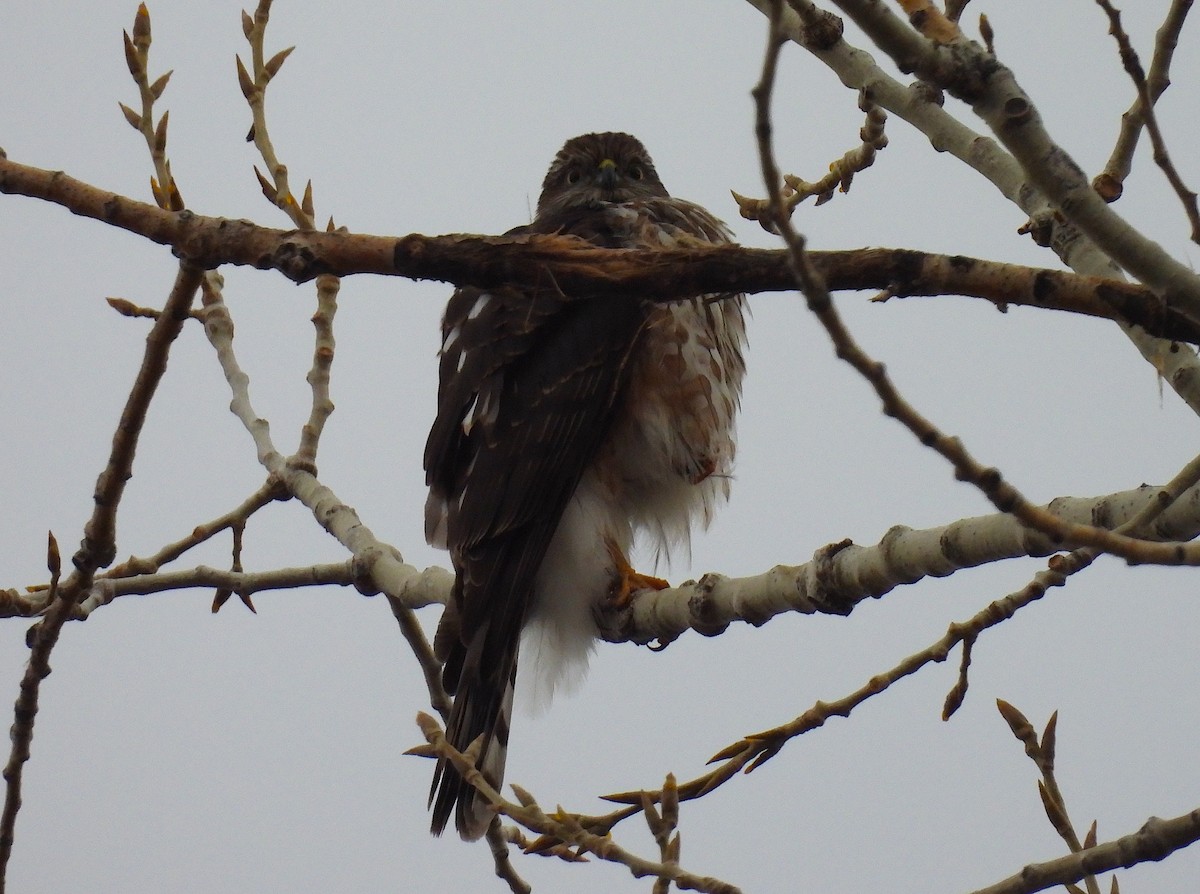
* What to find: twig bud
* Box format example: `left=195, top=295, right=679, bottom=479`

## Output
left=132, top=3, right=152, bottom=52
left=263, top=46, right=295, bottom=82
left=149, top=69, right=173, bottom=101
left=118, top=102, right=143, bottom=131
left=236, top=55, right=256, bottom=100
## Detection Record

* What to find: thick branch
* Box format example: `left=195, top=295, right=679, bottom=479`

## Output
left=828, top=0, right=1200, bottom=321
left=609, top=479, right=1200, bottom=645
left=968, top=808, right=1200, bottom=894
left=743, top=0, right=1200, bottom=415
left=1, top=157, right=1194, bottom=341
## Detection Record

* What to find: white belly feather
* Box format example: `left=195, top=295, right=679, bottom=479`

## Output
left=521, top=295, right=746, bottom=708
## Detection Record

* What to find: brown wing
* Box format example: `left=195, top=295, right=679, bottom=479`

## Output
left=424, top=131, right=740, bottom=838
left=424, top=214, right=653, bottom=836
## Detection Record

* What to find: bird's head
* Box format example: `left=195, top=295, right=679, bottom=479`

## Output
left=536, top=132, right=669, bottom=216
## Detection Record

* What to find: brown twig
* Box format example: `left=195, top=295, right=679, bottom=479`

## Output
left=943, top=447, right=1200, bottom=715
left=117, top=3, right=183, bottom=212
left=828, top=0, right=1200, bottom=324
left=238, top=0, right=310, bottom=230
left=106, top=477, right=284, bottom=580
left=733, top=93, right=887, bottom=225
left=1093, top=0, right=1200, bottom=242
left=414, top=714, right=741, bottom=894
left=1094, top=0, right=1194, bottom=201
left=995, top=704, right=1103, bottom=894
left=0, top=261, right=202, bottom=888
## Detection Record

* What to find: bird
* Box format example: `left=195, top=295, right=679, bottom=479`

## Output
left=424, top=131, right=746, bottom=839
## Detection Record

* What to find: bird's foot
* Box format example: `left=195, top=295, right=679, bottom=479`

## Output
left=606, top=541, right=669, bottom=608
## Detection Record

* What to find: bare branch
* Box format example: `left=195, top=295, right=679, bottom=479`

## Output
left=239, top=0, right=313, bottom=230
left=747, top=0, right=1200, bottom=415
left=0, top=260, right=202, bottom=880
left=966, top=808, right=1200, bottom=894
left=83, top=561, right=358, bottom=614
left=296, top=273, right=340, bottom=468
left=997, top=704, right=1103, bottom=894
left=414, top=714, right=742, bottom=894
left=1095, top=0, right=1195, bottom=199
left=826, top=0, right=1200, bottom=322
left=2, top=156, right=1197, bottom=342
left=198, top=274, right=450, bottom=713
left=1094, top=0, right=1200, bottom=241
left=733, top=95, right=888, bottom=224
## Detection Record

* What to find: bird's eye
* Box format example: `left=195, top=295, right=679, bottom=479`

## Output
left=628, top=165, right=644, bottom=181
left=565, top=169, right=581, bottom=185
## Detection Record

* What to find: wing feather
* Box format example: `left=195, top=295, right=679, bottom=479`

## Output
left=424, top=133, right=745, bottom=839
left=425, top=222, right=652, bottom=837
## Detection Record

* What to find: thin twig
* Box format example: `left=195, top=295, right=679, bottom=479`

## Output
left=1095, top=0, right=1194, bottom=199
left=79, top=561, right=358, bottom=616
left=733, top=94, right=887, bottom=225
left=1093, top=0, right=1200, bottom=242
left=414, top=714, right=741, bottom=894
left=995, top=704, right=1102, bottom=894
left=944, top=447, right=1200, bottom=714
left=297, top=273, right=339, bottom=467
left=239, top=0, right=311, bottom=230
left=749, top=0, right=1200, bottom=418
left=0, top=261, right=202, bottom=888
left=106, top=477, right=284, bottom=579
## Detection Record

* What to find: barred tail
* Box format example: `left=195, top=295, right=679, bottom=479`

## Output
left=430, top=650, right=517, bottom=840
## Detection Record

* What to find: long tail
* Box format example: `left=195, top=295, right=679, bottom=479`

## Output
left=429, top=648, right=518, bottom=840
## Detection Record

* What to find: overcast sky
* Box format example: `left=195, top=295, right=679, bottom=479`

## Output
left=4, top=2, right=1200, bottom=892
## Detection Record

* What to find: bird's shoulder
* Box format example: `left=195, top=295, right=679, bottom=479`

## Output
left=530, top=196, right=732, bottom=249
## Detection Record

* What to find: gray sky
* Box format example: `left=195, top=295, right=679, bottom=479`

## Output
left=4, top=2, right=1200, bottom=891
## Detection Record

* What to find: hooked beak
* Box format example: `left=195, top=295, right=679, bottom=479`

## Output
left=596, top=157, right=618, bottom=191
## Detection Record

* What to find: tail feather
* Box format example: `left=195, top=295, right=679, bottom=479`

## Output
left=430, top=649, right=517, bottom=840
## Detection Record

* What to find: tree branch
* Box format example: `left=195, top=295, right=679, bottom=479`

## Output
left=827, top=0, right=1200, bottom=321
left=197, top=274, right=452, bottom=719
left=967, top=807, right=1200, bottom=894
left=744, top=0, right=1200, bottom=416
left=1, top=156, right=1195, bottom=341
left=1095, top=0, right=1195, bottom=199
left=0, top=260, right=202, bottom=885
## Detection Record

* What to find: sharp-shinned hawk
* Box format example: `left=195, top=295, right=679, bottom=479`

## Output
left=425, top=131, right=746, bottom=839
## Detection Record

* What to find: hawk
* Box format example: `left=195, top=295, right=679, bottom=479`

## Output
left=425, top=132, right=746, bottom=839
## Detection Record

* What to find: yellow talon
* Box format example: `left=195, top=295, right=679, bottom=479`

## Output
left=606, top=540, right=669, bottom=608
